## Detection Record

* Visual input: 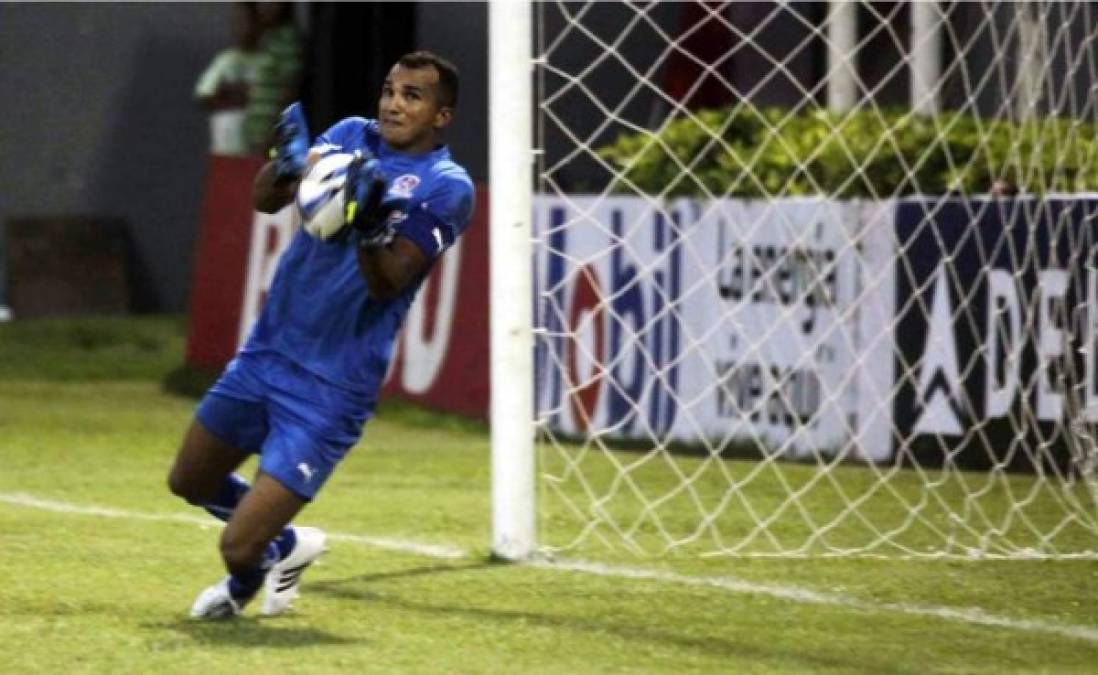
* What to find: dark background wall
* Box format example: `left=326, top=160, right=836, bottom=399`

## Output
left=415, top=2, right=487, bottom=184
left=0, top=2, right=487, bottom=314
left=303, top=2, right=486, bottom=178
left=0, top=3, right=229, bottom=312
left=2, top=2, right=1090, bottom=314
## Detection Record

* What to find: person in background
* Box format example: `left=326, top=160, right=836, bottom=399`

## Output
left=194, top=3, right=262, bottom=156
left=244, top=2, right=304, bottom=154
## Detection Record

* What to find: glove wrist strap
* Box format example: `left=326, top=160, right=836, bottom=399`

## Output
left=356, top=226, right=395, bottom=251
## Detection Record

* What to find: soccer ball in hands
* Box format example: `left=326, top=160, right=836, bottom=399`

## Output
left=296, top=152, right=355, bottom=240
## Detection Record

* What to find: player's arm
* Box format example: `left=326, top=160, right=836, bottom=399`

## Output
left=355, top=237, right=430, bottom=301
left=253, top=102, right=313, bottom=213
left=254, top=148, right=328, bottom=213
left=343, top=158, right=468, bottom=301
left=253, top=161, right=296, bottom=213
left=341, top=157, right=438, bottom=300
left=340, top=154, right=425, bottom=300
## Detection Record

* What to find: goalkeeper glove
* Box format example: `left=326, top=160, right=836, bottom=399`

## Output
left=272, top=102, right=310, bottom=181
left=342, top=150, right=393, bottom=249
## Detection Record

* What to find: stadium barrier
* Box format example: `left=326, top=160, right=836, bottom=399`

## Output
left=890, top=195, right=1098, bottom=472
left=534, top=196, right=892, bottom=461
left=185, top=157, right=1097, bottom=468
left=533, top=194, right=1098, bottom=470
left=186, top=155, right=266, bottom=370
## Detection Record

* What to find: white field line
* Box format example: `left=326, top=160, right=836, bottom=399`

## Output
left=2, top=491, right=1096, bottom=644
left=535, top=559, right=1098, bottom=644
left=0, top=492, right=465, bottom=560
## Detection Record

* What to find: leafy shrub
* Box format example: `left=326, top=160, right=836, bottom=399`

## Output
left=596, top=105, right=1098, bottom=198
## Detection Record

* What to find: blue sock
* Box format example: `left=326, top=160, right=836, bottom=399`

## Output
left=227, top=567, right=268, bottom=601
left=202, top=474, right=298, bottom=561
left=203, top=473, right=249, bottom=522
left=273, top=527, right=297, bottom=560
left=226, top=543, right=280, bottom=602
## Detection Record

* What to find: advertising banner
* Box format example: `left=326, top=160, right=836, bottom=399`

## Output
left=534, top=196, right=893, bottom=460
left=891, top=195, right=1098, bottom=472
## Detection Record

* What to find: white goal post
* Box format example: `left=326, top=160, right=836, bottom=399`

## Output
left=491, top=0, right=1098, bottom=560
left=489, top=0, right=536, bottom=560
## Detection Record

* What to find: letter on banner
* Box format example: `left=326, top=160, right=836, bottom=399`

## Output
left=913, top=265, right=964, bottom=436
left=985, top=269, right=1022, bottom=418
left=1037, top=269, right=1068, bottom=422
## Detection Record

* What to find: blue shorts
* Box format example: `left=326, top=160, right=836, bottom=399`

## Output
left=195, top=350, right=377, bottom=500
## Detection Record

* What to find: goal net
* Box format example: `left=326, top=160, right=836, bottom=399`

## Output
left=529, top=0, right=1098, bottom=558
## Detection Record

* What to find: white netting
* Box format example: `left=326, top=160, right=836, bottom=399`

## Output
left=532, top=0, right=1098, bottom=558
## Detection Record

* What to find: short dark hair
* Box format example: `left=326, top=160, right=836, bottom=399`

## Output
left=397, top=50, right=460, bottom=109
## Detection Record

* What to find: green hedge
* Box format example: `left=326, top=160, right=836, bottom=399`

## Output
left=596, top=106, right=1098, bottom=198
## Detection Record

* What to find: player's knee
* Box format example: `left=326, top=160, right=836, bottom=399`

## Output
left=219, top=529, right=266, bottom=571
left=166, top=465, right=209, bottom=506
left=166, top=466, right=194, bottom=502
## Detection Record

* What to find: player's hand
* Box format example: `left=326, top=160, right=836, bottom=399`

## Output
left=272, top=102, right=310, bottom=181
left=343, top=151, right=393, bottom=248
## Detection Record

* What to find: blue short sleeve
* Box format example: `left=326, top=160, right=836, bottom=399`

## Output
left=314, top=117, right=379, bottom=153
left=398, top=176, right=475, bottom=261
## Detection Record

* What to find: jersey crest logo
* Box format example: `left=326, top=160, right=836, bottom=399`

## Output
left=389, top=174, right=421, bottom=199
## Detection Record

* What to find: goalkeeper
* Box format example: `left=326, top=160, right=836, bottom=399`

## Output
left=167, top=51, right=474, bottom=619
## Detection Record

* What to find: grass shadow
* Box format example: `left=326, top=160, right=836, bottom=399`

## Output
left=309, top=559, right=904, bottom=674
left=311, top=561, right=498, bottom=588
left=155, top=617, right=362, bottom=648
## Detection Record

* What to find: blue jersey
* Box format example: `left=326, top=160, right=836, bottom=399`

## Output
left=241, top=118, right=475, bottom=396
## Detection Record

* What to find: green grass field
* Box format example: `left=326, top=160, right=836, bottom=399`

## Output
left=1, top=316, right=1097, bottom=673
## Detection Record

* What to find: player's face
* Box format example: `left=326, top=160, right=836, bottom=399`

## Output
left=379, top=64, right=452, bottom=154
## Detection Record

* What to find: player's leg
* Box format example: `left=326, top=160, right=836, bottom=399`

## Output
left=167, top=353, right=270, bottom=513
left=246, top=426, right=341, bottom=617
left=190, top=470, right=314, bottom=619
left=168, top=357, right=289, bottom=528
left=219, top=471, right=308, bottom=597
left=191, top=465, right=330, bottom=619
left=191, top=353, right=369, bottom=619
left=167, top=418, right=251, bottom=510
left=171, top=357, right=307, bottom=618
left=187, top=377, right=341, bottom=617
left=170, top=414, right=300, bottom=561
left=248, top=354, right=373, bottom=616
left=167, top=415, right=282, bottom=527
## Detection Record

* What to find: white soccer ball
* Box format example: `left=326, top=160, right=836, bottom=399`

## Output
left=296, top=152, right=354, bottom=240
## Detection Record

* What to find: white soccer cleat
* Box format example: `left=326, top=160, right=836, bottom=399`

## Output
left=189, top=576, right=242, bottom=620
left=260, top=526, right=328, bottom=616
